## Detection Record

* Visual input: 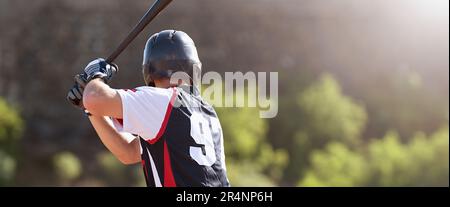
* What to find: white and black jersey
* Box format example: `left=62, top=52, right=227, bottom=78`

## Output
left=112, top=86, right=230, bottom=187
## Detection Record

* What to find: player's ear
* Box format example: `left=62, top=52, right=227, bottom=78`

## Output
left=143, top=68, right=155, bottom=86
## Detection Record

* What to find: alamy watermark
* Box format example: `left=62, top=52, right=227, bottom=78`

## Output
left=170, top=70, right=278, bottom=119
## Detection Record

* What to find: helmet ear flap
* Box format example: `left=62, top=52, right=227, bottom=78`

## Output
left=142, top=67, right=155, bottom=87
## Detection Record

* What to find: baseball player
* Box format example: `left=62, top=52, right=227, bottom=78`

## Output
left=67, top=30, right=230, bottom=187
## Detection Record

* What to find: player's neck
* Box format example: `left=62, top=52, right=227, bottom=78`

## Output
left=155, top=78, right=190, bottom=89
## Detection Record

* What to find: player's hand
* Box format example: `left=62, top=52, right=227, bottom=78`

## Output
left=67, top=82, right=85, bottom=109
left=66, top=74, right=89, bottom=109
left=83, top=58, right=118, bottom=84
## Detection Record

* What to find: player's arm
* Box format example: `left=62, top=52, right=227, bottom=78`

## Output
left=68, top=58, right=122, bottom=118
left=83, top=79, right=123, bottom=118
left=88, top=116, right=141, bottom=165
left=67, top=58, right=138, bottom=164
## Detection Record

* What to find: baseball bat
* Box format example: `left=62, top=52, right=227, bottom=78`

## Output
left=106, top=0, right=174, bottom=63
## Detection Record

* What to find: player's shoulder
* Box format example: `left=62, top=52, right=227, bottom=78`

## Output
left=132, top=86, right=174, bottom=96
left=117, top=86, right=175, bottom=103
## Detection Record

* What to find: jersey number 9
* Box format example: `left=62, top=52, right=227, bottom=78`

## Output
left=189, top=112, right=220, bottom=166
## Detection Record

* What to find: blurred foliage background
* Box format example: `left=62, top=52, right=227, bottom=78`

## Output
left=0, top=0, right=448, bottom=186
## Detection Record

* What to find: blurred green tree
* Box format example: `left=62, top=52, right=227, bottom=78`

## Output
left=52, top=151, right=82, bottom=184
left=0, top=98, right=24, bottom=186
left=300, top=142, right=369, bottom=186
left=298, top=74, right=367, bottom=145
left=368, top=127, right=449, bottom=186
left=96, top=151, right=145, bottom=186
left=299, top=126, right=449, bottom=186
left=96, top=151, right=127, bottom=184
left=284, top=73, right=367, bottom=183
left=214, top=87, right=288, bottom=186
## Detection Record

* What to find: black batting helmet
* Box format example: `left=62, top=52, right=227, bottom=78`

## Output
left=142, top=30, right=201, bottom=86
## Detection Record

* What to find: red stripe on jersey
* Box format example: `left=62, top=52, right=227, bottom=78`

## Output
left=124, top=89, right=138, bottom=92
left=163, top=140, right=177, bottom=187
left=148, top=88, right=177, bottom=144
left=116, top=119, right=124, bottom=126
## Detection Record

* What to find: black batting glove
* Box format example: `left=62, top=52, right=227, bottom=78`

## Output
left=67, top=74, right=92, bottom=116
left=67, top=82, right=85, bottom=110
left=83, top=58, right=118, bottom=84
